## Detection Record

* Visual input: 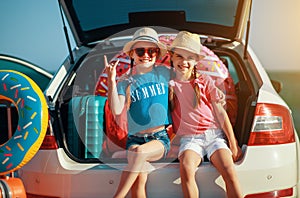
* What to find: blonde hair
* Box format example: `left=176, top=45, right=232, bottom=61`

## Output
left=193, top=66, right=201, bottom=108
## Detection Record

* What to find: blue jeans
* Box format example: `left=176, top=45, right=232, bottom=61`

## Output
left=126, top=129, right=170, bottom=158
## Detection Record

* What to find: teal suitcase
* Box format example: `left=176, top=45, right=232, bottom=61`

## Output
left=67, top=95, right=106, bottom=158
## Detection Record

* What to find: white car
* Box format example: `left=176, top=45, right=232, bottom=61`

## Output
left=18, top=0, right=300, bottom=197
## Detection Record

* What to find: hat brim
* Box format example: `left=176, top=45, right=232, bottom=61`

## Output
left=123, top=40, right=167, bottom=58
left=167, top=46, right=205, bottom=59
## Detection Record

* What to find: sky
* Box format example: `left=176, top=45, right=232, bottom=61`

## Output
left=0, top=0, right=300, bottom=72
left=250, top=0, right=300, bottom=72
left=0, top=1, right=71, bottom=73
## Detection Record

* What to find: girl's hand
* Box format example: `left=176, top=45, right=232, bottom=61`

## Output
left=230, top=143, right=243, bottom=162
left=104, top=55, right=119, bottom=83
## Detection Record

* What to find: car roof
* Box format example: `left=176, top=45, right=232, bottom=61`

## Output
left=59, top=0, right=251, bottom=46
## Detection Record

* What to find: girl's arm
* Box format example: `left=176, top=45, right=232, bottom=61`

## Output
left=104, top=55, right=125, bottom=115
left=212, top=101, right=242, bottom=162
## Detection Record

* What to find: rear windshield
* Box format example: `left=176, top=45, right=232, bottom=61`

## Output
left=72, top=0, right=239, bottom=31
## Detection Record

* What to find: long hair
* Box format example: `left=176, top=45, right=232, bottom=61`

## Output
left=125, top=58, right=134, bottom=110
left=193, top=65, right=201, bottom=107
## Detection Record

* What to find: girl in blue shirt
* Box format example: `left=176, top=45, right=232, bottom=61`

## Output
left=106, top=27, right=172, bottom=198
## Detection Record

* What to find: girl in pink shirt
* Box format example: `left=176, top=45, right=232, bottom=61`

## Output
left=168, top=31, right=243, bottom=198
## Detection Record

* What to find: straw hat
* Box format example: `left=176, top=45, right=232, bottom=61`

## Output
left=168, top=31, right=204, bottom=59
left=123, top=27, right=167, bottom=58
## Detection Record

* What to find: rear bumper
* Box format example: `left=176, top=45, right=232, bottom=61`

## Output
left=18, top=143, right=299, bottom=198
left=237, top=143, right=298, bottom=197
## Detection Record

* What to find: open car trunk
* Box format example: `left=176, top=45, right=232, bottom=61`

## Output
left=55, top=33, right=257, bottom=162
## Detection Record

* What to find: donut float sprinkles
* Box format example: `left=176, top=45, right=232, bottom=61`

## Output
left=0, top=70, right=48, bottom=175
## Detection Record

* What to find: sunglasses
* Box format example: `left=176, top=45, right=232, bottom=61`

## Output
left=134, top=48, right=159, bottom=58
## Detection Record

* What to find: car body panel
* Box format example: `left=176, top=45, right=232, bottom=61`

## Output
left=244, top=48, right=289, bottom=106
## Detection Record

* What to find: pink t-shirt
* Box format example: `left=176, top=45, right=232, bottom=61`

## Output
left=171, top=74, right=225, bottom=136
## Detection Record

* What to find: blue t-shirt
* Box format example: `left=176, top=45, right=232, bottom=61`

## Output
left=117, top=66, right=172, bottom=135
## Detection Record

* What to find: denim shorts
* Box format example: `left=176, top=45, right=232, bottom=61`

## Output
left=127, top=129, right=170, bottom=158
left=178, top=129, right=231, bottom=161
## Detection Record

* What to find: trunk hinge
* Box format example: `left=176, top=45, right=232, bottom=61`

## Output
left=243, top=0, right=253, bottom=60
left=58, top=0, right=74, bottom=64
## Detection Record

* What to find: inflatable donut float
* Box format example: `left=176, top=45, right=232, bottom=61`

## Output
left=0, top=70, right=48, bottom=175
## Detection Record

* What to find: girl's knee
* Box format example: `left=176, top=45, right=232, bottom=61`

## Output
left=180, top=160, right=198, bottom=175
left=180, top=156, right=201, bottom=170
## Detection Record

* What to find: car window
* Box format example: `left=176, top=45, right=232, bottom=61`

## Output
left=71, top=0, right=239, bottom=31
left=220, top=56, right=239, bottom=84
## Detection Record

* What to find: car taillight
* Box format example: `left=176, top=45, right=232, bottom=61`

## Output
left=244, top=187, right=293, bottom=197
left=248, top=103, right=295, bottom=146
left=40, top=118, right=58, bottom=150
